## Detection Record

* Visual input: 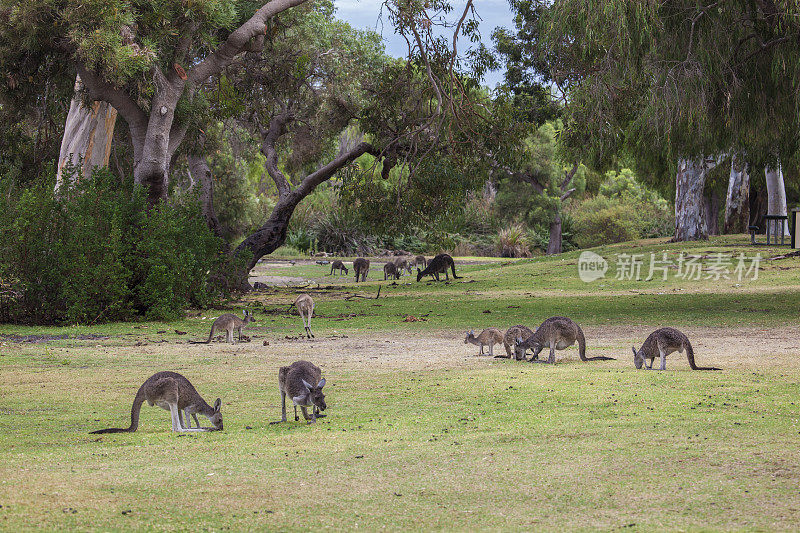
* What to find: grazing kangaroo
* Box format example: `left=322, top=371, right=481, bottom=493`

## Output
left=200, top=310, right=254, bottom=344
left=383, top=261, right=401, bottom=280
left=496, top=324, right=535, bottom=360
left=414, top=255, right=427, bottom=269
left=464, top=328, right=504, bottom=356
left=633, top=327, right=721, bottom=371
left=275, top=361, right=327, bottom=424
left=353, top=258, right=370, bottom=282
left=329, top=260, right=348, bottom=276
left=515, top=316, right=616, bottom=364
left=90, top=371, right=223, bottom=434
left=294, top=293, right=315, bottom=338
left=393, top=256, right=412, bottom=275
left=416, top=253, right=460, bottom=282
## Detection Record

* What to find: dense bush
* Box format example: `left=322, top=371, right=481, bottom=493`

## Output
left=0, top=168, right=222, bottom=324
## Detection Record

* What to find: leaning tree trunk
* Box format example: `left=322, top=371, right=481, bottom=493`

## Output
left=723, top=155, right=750, bottom=234
left=55, top=75, right=117, bottom=190
left=673, top=157, right=716, bottom=241
left=765, top=164, right=789, bottom=235
left=187, top=154, right=226, bottom=244
left=546, top=212, right=563, bottom=255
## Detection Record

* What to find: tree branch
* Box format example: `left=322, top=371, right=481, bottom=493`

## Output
left=293, top=141, right=377, bottom=198
left=560, top=162, right=579, bottom=191
left=75, top=63, right=147, bottom=135
left=188, top=0, right=310, bottom=84
left=260, top=109, right=294, bottom=198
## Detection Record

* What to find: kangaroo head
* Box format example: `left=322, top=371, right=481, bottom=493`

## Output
left=301, top=378, right=327, bottom=411
left=208, top=398, right=223, bottom=430
left=416, top=268, right=423, bottom=282
left=243, top=310, right=255, bottom=324
left=632, top=347, right=644, bottom=369
left=343, top=267, right=349, bottom=274
left=464, top=330, right=474, bottom=343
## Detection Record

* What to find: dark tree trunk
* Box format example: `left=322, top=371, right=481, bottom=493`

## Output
left=546, top=212, right=563, bottom=255
left=723, top=155, right=750, bottom=234
left=749, top=183, right=767, bottom=232
left=673, top=157, right=716, bottom=241
left=704, top=190, right=721, bottom=236
left=187, top=153, right=226, bottom=243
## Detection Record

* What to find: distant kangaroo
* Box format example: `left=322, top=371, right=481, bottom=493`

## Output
left=329, top=260, right=348, bottom=276
left=295, top=293, right=315, bottom=338
left=515, top=316, right=616, bottom=363
left=414, top=255, right=427, bottom=269
left=416, top=253, right=460, bottom=282
left=633, top=327, right=721, bottom=371
left=353, top=258, right=370, bottom=282
left=496, top=324, right=534, bottom=360
left=464, top=328, right=504, bottom=356
left=90, top=371, right=223, bottom=434
left=274, top=360, right=327, bottom=424
left=393, top=256, right=412, bottom=275
left=201, top=310, right=254, bottom=344
left=384, top=261, right=401, bottom=280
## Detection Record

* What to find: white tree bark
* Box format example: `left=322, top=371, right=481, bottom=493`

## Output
left=765, top=163, right=789, bottom=234
left=55, top=75, right=117, bottom=190
left=674, top=157, right=717, bottom=241
left=724, top=155, right=750, bottom=234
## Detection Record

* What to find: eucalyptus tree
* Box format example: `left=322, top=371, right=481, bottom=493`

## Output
left=535, top=1, right=800, bottom=240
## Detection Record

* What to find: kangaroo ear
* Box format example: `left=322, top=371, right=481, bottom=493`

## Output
left=515, top=336, right=523, bottom=344
left=214, top=398, right=221, bottom=411
left=301, top=379, right=313, bottom=391
left=631, top=347, right=637, bottom=356
left=317, top=378, right=326, bottom=389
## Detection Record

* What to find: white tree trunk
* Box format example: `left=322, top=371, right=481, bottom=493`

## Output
left=55, top=75, right=117, bottom=190
left=724, top=155, right=750, bottom=234
left=765, top=164, right=789, bottom=235
left=674, top=157, right=716, bottom=241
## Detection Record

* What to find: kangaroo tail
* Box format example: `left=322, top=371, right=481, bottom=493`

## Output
left=685, top=338, right=720, bottom=370
left=451, top=261, right=461, bottom=279
left=90, top=386, right=146, bottom=434
left=576, top=325, right=615, bottom=361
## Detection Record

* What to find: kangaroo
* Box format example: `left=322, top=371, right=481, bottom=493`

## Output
left=495, top=324, right=535, bottom=360
left=414, top=255, right=427, bottom=269
left=329, top=260, right=348, bottom=276
left=393, top=256, right=412, bottom=275
left=464, top=328, right=504, bottom=356
left=515, top=316, right=616, bottom=364
left=200, top=310, right=254, bottom=344
left=295, top=293, right=315, bottom=338
left=416, top=253, right=460, bottom=282
left=633, top=327, right=720, bottom=371
left=275, top=360, right=327, bottom=424
left=90, top=371, right=223, bottom=434
left=353, top=257, right=370, bottom=282
left=383, top=261, right=401, bottom=280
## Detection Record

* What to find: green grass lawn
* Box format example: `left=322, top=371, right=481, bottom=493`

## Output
left=1, top=235, right=799, bottom=530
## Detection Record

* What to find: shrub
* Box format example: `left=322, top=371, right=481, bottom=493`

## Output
left=496, top=224, right=531, bottom=258
left=0, top=167, right=222, bottom=325
left=569, top=195, right=673, bottom=248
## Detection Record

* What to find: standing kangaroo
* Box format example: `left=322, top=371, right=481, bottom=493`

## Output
left=414, top=255, right=427, bottom=269
left=383, top=261, right=401, bottom=280
left=393, top=256, right=412, bottom=275
left=496, top=324, right=535, bottom=360
left=464, top=328, right=504, bottom=356
left=200, top=310, right=254, bottom=344
left=633, top=327, right=721, bottom=371
left=329, top=260, right=349, bottom=276
left=353, top=258, right=370, bottom=282
left=416, top=253, right=460, bottom=282
left=274, top=361, right=327, bottom=424
left=90, top=371, right=223, bottom=434
left=295, top=293, right=315, bottom=338
left=515, top=316, right=616, bottom=363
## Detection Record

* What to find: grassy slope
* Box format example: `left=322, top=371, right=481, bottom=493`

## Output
left=1, top=235, right=799, bottom=531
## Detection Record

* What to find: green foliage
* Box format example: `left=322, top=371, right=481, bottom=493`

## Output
left=495, top=223, right=531, bottom=258
left=569, top=169, right=674, bottom=248
left=0, top=167, right=222, bottom=324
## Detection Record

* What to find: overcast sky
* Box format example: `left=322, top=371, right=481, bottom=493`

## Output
left=333, top=0, right=516, bottom=88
